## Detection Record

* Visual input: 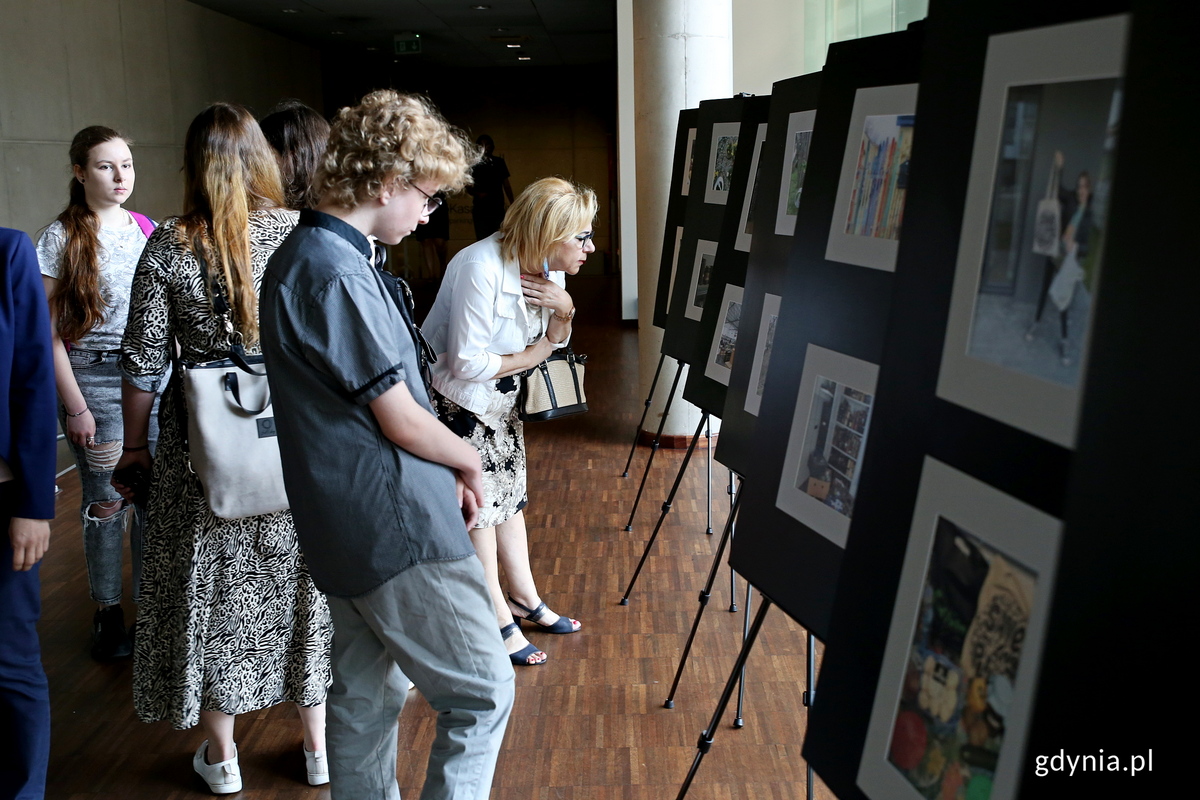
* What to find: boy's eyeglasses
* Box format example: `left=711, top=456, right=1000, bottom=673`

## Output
left=410, top=184, right=444, bottom=214
left=573, top=231, right=595, bottom=246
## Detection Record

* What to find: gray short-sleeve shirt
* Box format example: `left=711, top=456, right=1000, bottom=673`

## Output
left=261, top=210, right=474, bottom=598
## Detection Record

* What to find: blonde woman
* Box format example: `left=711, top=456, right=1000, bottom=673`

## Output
left=423, top=176, right=595, bottom=665
left=112, top=104, right=330, bottom=794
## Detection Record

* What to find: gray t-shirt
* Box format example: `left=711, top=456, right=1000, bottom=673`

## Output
left=37, top=215, right=149, bottom=350
left=261, top=210, right=474, bottom=598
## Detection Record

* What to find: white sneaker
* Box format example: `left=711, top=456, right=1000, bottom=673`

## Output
left=193, top=740, right=242, bottom=794
left=304, top=746, right=329, bottom=786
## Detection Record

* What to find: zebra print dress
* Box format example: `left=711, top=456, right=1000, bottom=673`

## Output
left=119, top=209, right=331, bottom=729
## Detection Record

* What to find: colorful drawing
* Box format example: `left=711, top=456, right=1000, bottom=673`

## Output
left=845, top=114, right=915, bottom=240
left=712, top=135, right=738, bottom=192
left=787, top=130, right=814, bottom=216
left=887, top=518, right=1036, bottom=800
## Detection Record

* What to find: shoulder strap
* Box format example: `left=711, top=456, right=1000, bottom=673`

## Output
left=129, top=211, right=156, bottom=239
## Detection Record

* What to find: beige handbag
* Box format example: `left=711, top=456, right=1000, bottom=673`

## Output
left=519, top=349, right=588, bottom=422
left=180, top=252, right=289, bottom=519
left=181, top=350, right=289, bottom=519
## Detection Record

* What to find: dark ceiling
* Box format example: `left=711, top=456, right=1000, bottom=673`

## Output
left=188, top=0, right=616, bottom=67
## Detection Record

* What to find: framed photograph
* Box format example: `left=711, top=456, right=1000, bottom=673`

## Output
left=937, top=15, right=1128, bottom=449
left=776, top=345, right=879, bottom=548
left=681, top=127, right=698, bottom=196
left=825, top=84, right=919, bottom=271
left=744, top=293, right=782, bottom=417
left=704, top=283, right=745, bottom=385
left=735, top=123, right=769, bottom=252
left=685, top=239, right=719, bottom=322
left=858, top=457, right=1061, bottom=800
left=704, top=121, right=741, bottom=205
left=774, top=110, right=818, bottom=236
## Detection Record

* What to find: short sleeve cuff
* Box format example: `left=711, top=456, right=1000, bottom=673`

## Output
left=118, top=364, right=164, bottom=393
left=350, top=363, right=408, bottom=406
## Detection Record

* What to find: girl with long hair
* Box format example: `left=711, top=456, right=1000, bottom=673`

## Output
left=37, top=125, right=158, bottom=661
left=112, top=103, right=331, bottom=794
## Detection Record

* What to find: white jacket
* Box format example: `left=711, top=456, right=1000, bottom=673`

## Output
left=423, top=233, right=567, bottom=418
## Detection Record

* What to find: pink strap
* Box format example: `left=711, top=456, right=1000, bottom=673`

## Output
left=129, top=211, right=156, bottom=239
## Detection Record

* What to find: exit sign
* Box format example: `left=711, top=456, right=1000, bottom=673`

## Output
left=394, top=34, right=421, bottom=55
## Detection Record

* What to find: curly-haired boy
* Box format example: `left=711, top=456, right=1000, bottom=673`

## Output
left=261, top=90, right=511, bottom=800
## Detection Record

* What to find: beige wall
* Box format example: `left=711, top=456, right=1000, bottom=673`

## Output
left=732, top=0, right=807, bottom=95
left=0, top=0, right=321, bottom=241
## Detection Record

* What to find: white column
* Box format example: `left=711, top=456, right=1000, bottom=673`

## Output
left=631, top=0, right=732, bottom=437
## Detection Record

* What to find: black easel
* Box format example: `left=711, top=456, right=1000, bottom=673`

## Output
left=664, top=480, right=740, bottom=708
left=619, top=409, right=708, bottom=604
left=675, top=596, right=772, bottom=800
left=623, top=358, right=686, bottom=531
left=622, top=352, right=666, bottom=478
left=675, top=595, right=819, bottom=800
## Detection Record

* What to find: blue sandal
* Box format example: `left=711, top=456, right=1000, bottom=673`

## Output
left=508, top=595, right=581, bottom=634
left=501, top=622, right=547, bottom=666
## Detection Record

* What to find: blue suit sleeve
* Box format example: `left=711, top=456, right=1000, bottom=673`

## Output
left=3, top=229, right=57, bottom=519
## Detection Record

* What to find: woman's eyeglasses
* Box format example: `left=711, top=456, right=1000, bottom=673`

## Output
left=573, top=231, right=595, bottom=247
left=410, top=184, right=444, bottom=215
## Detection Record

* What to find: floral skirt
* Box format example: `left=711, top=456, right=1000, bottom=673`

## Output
left=433, top=385, right=528, bottom=529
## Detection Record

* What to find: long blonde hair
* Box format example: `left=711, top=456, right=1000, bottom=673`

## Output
left=176, top=103, right=285, bottom=345
left=499, top=177, right=596, bottom=271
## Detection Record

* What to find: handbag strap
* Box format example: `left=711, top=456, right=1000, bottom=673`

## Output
left=223, top=370, right=271, bottom=415
left=193, top=245, right=262, bottom=375
left=536, top=360, right=558, bottom=407
left=373, top=249, right=437, bottom=402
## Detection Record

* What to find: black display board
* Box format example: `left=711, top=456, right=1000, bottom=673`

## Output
left=681, top=94, right=772, bottom=418
left=728, top=26, right=924, bottom=641
left=800, top=2, right=1188, bottom=798
left=662, top=96, right=749, bottom=363
left=652, top=108, right=700, bottom=331
left=715, top=72, right=823, bottom=479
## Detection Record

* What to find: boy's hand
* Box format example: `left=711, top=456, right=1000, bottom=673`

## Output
left=455, top=474, right=483, bottom=530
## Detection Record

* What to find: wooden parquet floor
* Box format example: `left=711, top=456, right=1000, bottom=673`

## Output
left=39, top=275, right=831, bottom=799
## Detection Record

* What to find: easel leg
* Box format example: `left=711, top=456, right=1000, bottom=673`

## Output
left=664, top=484, right=742, bottom=707
left=675, top=598, right=773, bottom=800
left=623, top=352, right=666, bottom=478
left=806, top=631, right=816, bottom=800
left=621, top=412, right=709, bottom=604
left=625, top=360, right=686, bottom=532
left=733, top=579, right=753, bottom=728
left=727, top=470, right=738, bottom=612
left=704, top=417, right=713, bottom=535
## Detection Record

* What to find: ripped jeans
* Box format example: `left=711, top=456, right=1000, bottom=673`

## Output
left=61, top=348, right=161, bottom=606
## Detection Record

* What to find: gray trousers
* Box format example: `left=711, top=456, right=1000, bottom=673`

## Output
left=325, top=556, right=514, bottom=800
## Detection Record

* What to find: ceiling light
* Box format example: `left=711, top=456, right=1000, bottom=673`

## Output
left=495, top=27, right=508, bottom=32
left=471, top=4, right=491, bottom=9
left=282, top=8, right=300, bottom=13
left=518, top=56, right=531, bottom=61
left=506, top=44, right=521, bottom=48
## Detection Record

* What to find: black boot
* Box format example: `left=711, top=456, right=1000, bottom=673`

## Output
left=91, top=605, right=132, bottom=661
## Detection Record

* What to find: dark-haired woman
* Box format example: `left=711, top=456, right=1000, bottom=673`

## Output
left=37, top=126, right=159, bottom=661
left=260, top=100, right=330, bottom=210
left=112, top=104, right=331, bottom=794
